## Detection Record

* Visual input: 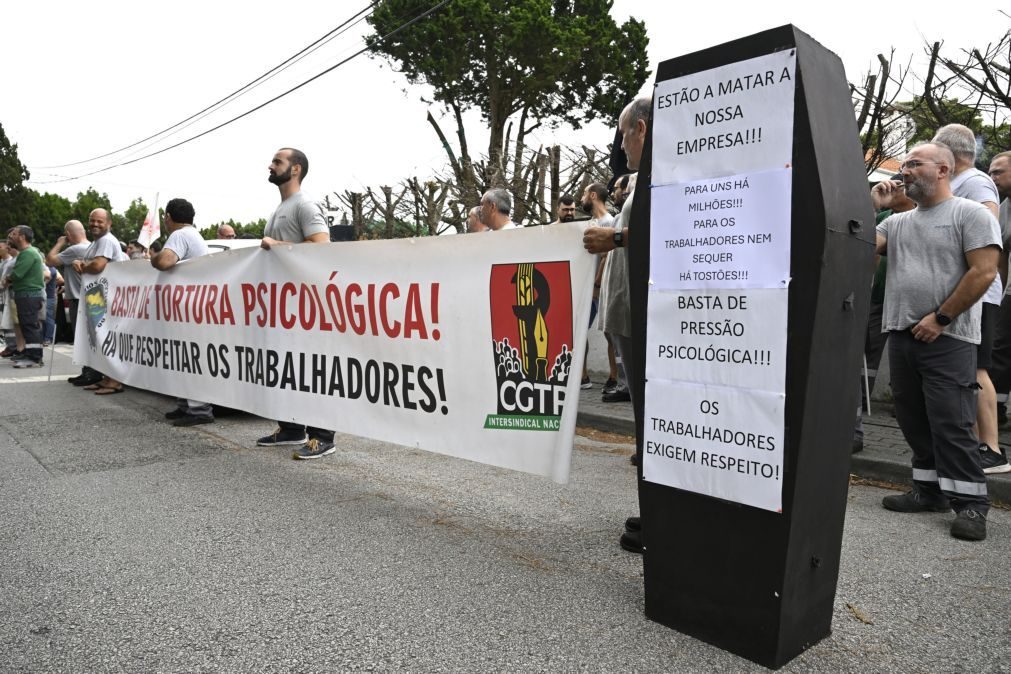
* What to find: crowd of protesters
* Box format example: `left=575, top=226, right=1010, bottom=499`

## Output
left=6, top=107, right=1008, bottom=548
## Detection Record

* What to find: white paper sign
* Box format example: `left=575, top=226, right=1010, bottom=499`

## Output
left=645, top=288, right=788, bottom=393
left=649, top=168, right=792, bottom=290
left=643, top=379, right=785, bottom=512
left=652, top=50, right=796, bottom=186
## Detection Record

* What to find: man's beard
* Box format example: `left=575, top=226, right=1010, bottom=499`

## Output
left=904, top=176, right=935, bottom=203
left=268, top=166, right=293, bottom=185
left=560, top=213, right=574, bottom=222
left=580, top=199, right=593, bottom=214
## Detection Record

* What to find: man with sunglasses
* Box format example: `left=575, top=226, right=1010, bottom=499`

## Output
left=872, top=142, right=1001, bottom=541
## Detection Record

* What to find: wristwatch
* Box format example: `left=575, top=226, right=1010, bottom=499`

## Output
left=935, top=310, right=952, bottom=326
left=613, top=226, right=624, bottom=248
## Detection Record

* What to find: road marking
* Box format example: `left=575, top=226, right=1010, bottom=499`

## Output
left=0, top=375, right=67, bottom=384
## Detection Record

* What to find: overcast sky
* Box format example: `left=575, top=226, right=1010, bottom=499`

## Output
left=3, top=1, right=1007, bottom=229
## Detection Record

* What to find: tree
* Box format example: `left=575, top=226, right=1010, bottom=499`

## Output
left=366, top=0, right=650, bottom=203
left=70, top=187, right=114, bottom=225
left=23, top=190, right=73, bottom=252
left=851, top=27, right=1011, bottom=173
left=113, top=197, right=150, bottom=243
left=201, top=218, right=267, bottom=239
left=0, top=123, right=32, bottom=233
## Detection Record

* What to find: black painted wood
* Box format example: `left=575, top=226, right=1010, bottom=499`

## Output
left=628, top=25, right=875, bottom=669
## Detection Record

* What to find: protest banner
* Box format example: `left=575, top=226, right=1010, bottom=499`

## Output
left=75, top=224, right=595, bottom=483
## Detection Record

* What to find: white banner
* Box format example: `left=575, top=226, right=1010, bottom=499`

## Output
left=649, top=168, right=792, bottom=290
left=74, top=224, right=596, bottom=483
left=652, top=50, right=796, bottom=185
left=643, top=379, right=785, bottom=512
left=645, top=288, right=788, bottom=393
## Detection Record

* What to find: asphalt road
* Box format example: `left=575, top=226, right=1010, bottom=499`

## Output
left=0, top=345, right=1008, bottom=672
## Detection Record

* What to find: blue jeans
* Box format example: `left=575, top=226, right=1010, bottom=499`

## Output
left=44, top=295, right=56, bottom=344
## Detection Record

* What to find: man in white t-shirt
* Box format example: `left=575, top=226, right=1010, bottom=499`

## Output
left=479, top=188, right=518, bottom=230
left=578, top=182, right=614, bottom=391
left=152, top=198, right=215, bottom=427
left=933, top=125, right=1004, bottom=473
left=985, top=150, right=1011, bottom=474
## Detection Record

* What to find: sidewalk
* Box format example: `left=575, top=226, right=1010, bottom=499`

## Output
left=575, top=384, right=1011, bottom=505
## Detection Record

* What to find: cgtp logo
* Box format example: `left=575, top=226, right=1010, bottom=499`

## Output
left=486, top=261, right=574, bottom=431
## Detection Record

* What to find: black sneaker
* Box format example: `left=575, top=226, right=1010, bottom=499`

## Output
left=72, top=372, right=104, bottom=387
left=10, top=351, right=28, bottom=361
left=257, top=427, right=307, bottom=447
left=165, top=409, right=187, bottom=420
left=950, top=509, right=987, bottom=541
left=979, top=444, right=1011, bottom=475
left=624, top=516, right=641, bottom=532
left=580, top=376, right=592, bottom=390
left=602, top=378, right=618, bottom=395
left=882, top=490, right=951, bottom=513
left=620, top=529, right=644, bottom=554
left=603, top=388, right=631, bottom=403
left=172, top=414, right=214, bottom=427
left=293, top=438, right=336, bottom=460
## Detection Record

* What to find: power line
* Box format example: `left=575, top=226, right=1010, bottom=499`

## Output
left=33, top=0, right=450, bottom=185
left=34, top=3, right=377, bottom=170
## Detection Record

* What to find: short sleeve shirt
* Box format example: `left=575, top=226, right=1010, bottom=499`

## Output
left=264, top=192, right=328, bottom=243
left=951, top=168, right=1003, bottom=304
left=877, top=196, right=1000, bottom=343
left=164, top=226, right=210, bottom=262
left=57, top=242, right=90, bottom=299
left=85, top=233, right=127, bottom=264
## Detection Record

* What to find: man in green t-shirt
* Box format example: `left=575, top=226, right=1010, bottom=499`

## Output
left=2, top=226, right=45, bottom=367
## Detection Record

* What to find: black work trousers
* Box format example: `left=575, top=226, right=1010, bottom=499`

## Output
left=889, top=331, right=989, bottom=514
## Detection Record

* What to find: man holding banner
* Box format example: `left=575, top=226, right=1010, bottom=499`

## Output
left=152, top=198, right=215, bottom=427
left=583, top=96, right=651, bottom=554
left=258, top=147, right=337, bottom=460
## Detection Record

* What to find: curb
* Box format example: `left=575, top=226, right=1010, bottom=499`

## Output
left=576, top=409, right=1011, bottom=507
left=577, top=410, right=635, bottom=437
left=851, top=453, right=1011, bottom=507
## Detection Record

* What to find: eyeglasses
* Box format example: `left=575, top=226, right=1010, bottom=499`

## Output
left=899, top=160, right=940, bottom=171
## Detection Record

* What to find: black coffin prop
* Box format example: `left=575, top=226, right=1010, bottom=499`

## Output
left=627, top=25, right=876, bottom=669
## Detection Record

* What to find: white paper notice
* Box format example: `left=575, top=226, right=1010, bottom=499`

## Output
left=643, top=380, right=785, bottom=512
left=644, top=49, right=795, bottom=513
left=649, top=168, right=792, bottom=290
left=645, top=288, right=788, bottom=393
left=652, top=50, right=796, bottom=186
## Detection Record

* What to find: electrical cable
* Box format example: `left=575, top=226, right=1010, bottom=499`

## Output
left=33, top=0, right=450, bottom=184
left=34, top=2, right=377, bottom=169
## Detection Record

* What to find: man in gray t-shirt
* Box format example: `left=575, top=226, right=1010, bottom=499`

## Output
left=46, top=219, right=90, bottom=351
left=152, top=198, right=214, bottom=427
left=872, top=142, right=999, bottom=541
left=71, top=208, right=127, bottom=392
left=257, top=147, right=335, bottom=460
